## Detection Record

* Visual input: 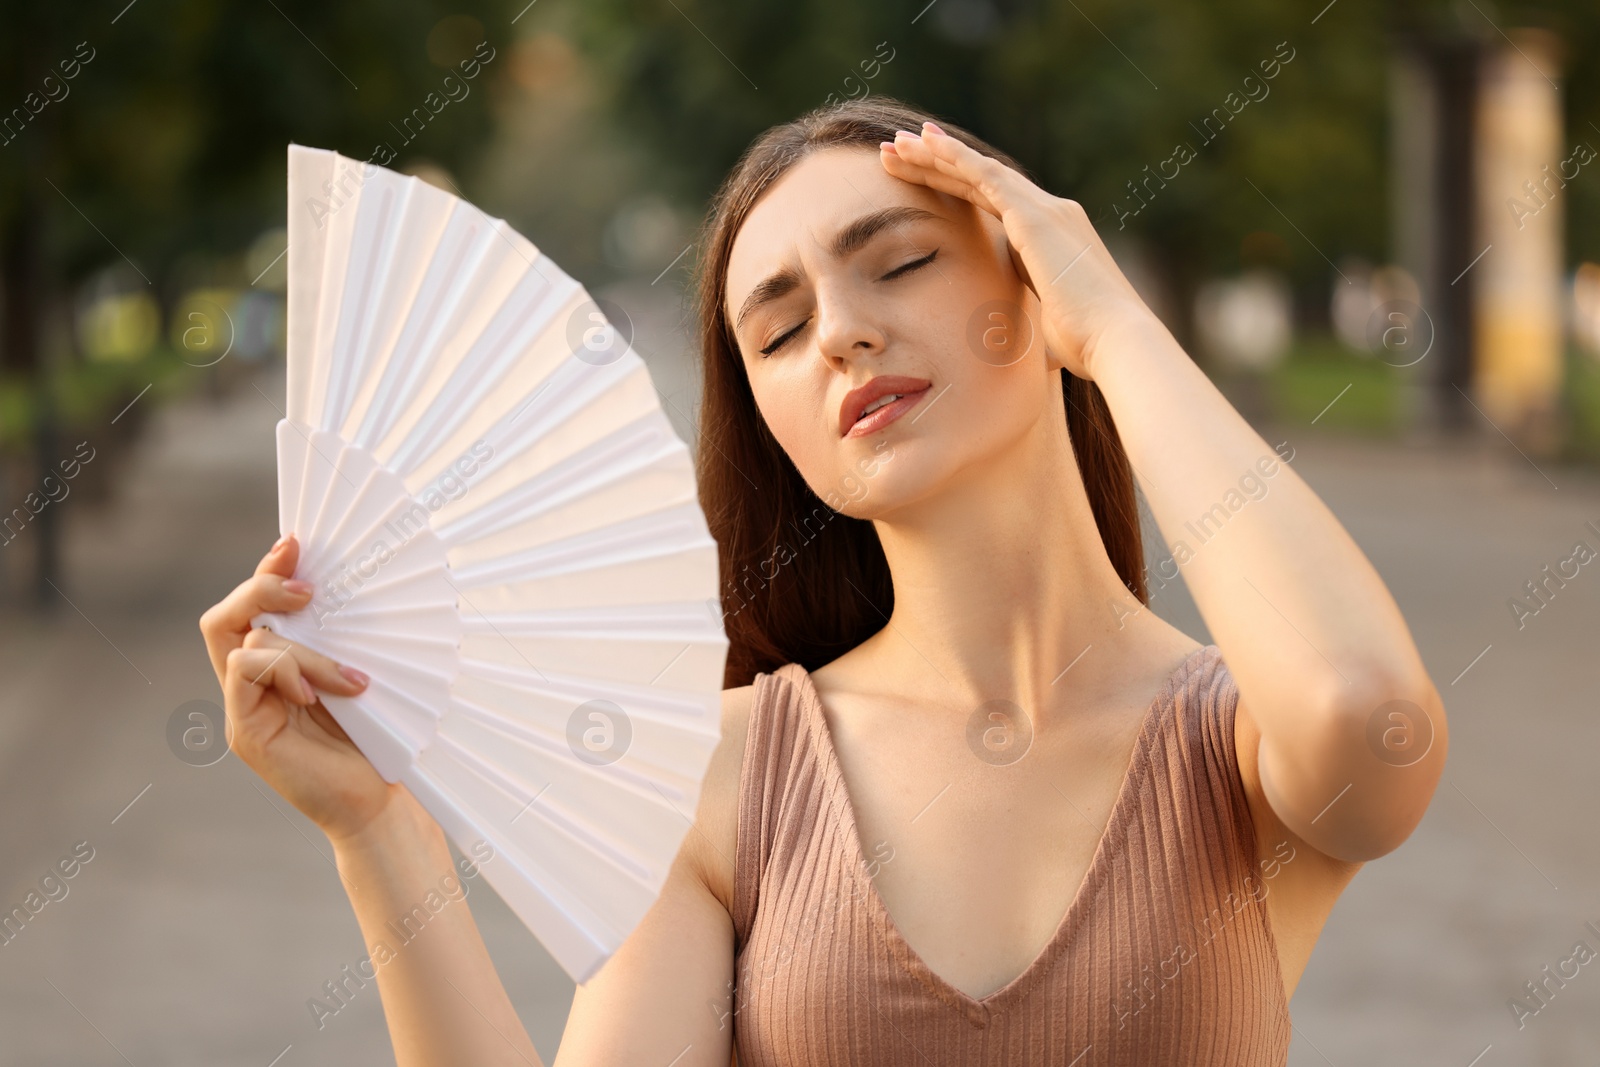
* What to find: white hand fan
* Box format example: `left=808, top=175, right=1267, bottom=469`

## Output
left=250, top=144, right=728, bottom=984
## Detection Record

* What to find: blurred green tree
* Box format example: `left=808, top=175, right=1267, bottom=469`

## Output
left=570, top=0, right=1600, bottom=328
left=0, top=0, right=507, bottom=604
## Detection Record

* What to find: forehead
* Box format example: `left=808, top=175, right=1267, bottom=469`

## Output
left=725, top=146, right=956, bottom=318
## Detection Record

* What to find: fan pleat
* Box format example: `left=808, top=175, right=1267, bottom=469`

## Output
left=408, top=326, right=640, bottom=504
left=399, top=764, right=620, bottom=976
left=352, top=208, right=491, bottom=450
left=323, top=181, right=399, bottom=431
left=387, top=266, right=573, bottom=474
left=437, top=412, right=676, bottom=546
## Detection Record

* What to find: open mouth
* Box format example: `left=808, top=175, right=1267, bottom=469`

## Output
left=843, top=383, right=932, bottom=438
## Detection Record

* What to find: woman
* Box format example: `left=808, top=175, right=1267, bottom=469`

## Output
left=199, top=97, right=1447, bottom=1065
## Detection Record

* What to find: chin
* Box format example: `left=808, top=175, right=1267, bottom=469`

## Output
left=813, top=438, right=939, bottom=521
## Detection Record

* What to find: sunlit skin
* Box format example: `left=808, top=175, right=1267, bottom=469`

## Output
left=716, top=134, right=1416, bottom=1007
left=199, top=121, right=1448, bottom=1065
left=726, top=153, right=1061, bottom=525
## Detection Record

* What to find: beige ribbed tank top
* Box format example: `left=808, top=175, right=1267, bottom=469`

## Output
left=730, top=644, right=1291, bottom=1065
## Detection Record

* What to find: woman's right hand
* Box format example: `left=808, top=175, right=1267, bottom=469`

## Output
left=199, top=532, right=398, bottom=844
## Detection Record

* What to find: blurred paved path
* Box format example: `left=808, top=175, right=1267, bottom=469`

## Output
left=1, top=315, right=1598, bottom=1064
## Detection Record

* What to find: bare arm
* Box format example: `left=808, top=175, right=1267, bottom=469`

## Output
left=330, top=790, right=545, bottom=1065
left=1089, top=317, right=1448, bottom=863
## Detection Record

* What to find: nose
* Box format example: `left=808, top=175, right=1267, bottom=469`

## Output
left=813, top=281, right=888, bottom=371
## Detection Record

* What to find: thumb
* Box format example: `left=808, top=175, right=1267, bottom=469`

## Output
left=256, top=532, right=300, bottom=580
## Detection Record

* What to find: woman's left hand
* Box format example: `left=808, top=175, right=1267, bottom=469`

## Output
left=879, top=120, right=1158, bottom=382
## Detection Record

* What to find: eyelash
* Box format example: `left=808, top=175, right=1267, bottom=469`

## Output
left=758, top=248, right=941, bottom=357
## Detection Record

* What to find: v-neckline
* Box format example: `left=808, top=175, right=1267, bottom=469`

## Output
left=780, top=643, right=1213, bottom=1027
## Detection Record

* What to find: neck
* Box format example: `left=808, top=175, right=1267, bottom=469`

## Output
left=866, top=394, right=1150, bottom=713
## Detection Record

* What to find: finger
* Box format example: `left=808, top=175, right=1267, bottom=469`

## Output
left=882, top=136, right=1000, bottom=217
left=223, top=645, right=313, bottom=753
left=200, top=568, right=315, bottom=683
left=880, top=143, right=992, bottom=211
left=200, top=534, right=308, bottom=676
left=885, top=131, right=968, bottom=185
left=909, top=123, right=1026, bottom=213
left=243, top=626, right=370, bottom=701
left=256, top=531, right=299, bottom=578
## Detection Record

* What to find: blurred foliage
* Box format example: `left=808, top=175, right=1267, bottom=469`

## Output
left=1261, top=335, right=1405, bottom=435
left=1562, top=348, right=1600, bottom=458
left=1221, top=342, right=1600, bottom=449
left=569, top=0, right=1600, bottom=303
left=466, top=11, right=671, bottom=291
left=0, top=346, right=207, bottom=451
left=2, top=0, right=1598, bottom=401
left=4, top=0, right=1596, bottom=320
left=0, top=0, right=509, bottom=374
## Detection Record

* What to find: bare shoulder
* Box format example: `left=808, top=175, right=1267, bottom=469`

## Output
left=679, top=683, right=757, bottom=915
left=1233, top=692, right=1364, bottom=996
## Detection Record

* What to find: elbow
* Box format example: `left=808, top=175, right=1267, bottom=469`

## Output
left=1328, top=664, right=1447, bottom=773
left=1270, top=666, right=1449, bottom=863
left=1326, top=667, right=1450, bottom=860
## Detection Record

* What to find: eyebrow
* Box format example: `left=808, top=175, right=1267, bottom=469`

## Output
left=732, top=205, right=943, bottom=333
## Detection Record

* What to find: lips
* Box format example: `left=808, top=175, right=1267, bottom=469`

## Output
left=839, top=375, right=933, bottom=437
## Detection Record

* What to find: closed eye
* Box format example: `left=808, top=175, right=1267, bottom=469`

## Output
left=760, top=320, right=805, bottom=357
left=758, top=248, right=942, bottom=358
left=882, top=247, right=939, bottom=280
left=761, top=321, right=806, bottom=358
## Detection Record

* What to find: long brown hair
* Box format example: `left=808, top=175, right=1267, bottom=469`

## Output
left=691, top=96, right=1146, bottom=689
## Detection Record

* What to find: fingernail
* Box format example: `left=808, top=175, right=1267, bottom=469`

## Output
left=338, top=665, right=369, bottom=688
left=894, top=129, right=917, bottom=139
left=272, top=532, right=291, bottom=552
left=300, top=677, right=317, bottom=704
left=922, top=121, right=944, bottom=134
left=284, top=578, right=313, bottom=595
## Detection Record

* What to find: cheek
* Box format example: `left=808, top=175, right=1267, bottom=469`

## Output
left=983, top=373, right=1040, bottom=426
left=937, top=360, right=1062, bottom=470
left=752, top=374, right=835, bottom=486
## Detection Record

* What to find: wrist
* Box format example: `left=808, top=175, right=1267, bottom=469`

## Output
left=330, top=784, right=447, bottom=864
left=1083, top=309, right=1186, bottom=387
